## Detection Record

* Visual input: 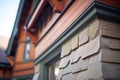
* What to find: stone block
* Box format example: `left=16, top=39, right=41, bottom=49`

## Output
left=61, top=41, right=71, bottom=58
left=72, top=48, right=81, bottom=63
left=69, top=52, right=75, bottom=64
left=79, top=27, right=89, bottom=46
left=86, top=62, right=103, bottom=80
left=72, top=58, right=89, bottom=73
left=71, top=34, right=79, bottom=50
left=76, top=70, right=87, bottom=80
left=101, top=37, right=120, bottom=50
left=89, top=52, right=101, bottom=65
left=59, top=56, right=70, bottom=69
left=62, top=63, right=72, bottom=75
left=62, top=52, right=74, bottom=74
left=101, top=49, right=120, bottom=63
left=35, top=63, right=40, bottom=73
left=89, top=19, right=100, bottom=40
left=72, top=36, right=100, bottom=63
left=57, top=69, right=64, bottom=80
left=102, top=62, right=120, bottom=79
left=32, top=72, right=40, bottom=80
left=100, top=20, right=120, bottom=38
left=81, top=36, right=100, bottom=59
left=61, top=73, right=76, bottom=80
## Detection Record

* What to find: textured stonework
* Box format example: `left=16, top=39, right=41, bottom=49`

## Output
left=61, top=73, right=76, bottom=80
left=100, top=20, right=120, bottom=38
left=62, top=52, right=74, bottom=74
left=35, top=63, right=40, bottom=73
left=79, top=27, right=89, bottom=46
left=101, top=49, right=120, bottom=63
left=58, top=19, right=120, bottom=80
left=72, top=47, right=81, bottom=63
left=101, top=37, right=120, bottom=49
left=58, top=19, right=102, bottom=80
left=102, top=62, right=120, bottom=79
left=72, top=36, right=100, bottom=63
left=76, top=71, right=87, bottom=80
left=59, top=56, right=70, bottom=69
left=61, top=41, right=71, bottom=58
left=99, top=20, right=120, bottom=80
left=89, top=52, right=101, bottom=65
left=80, top=36, right=100, bottom=59
left=89, top=19, right=99, bottom=40
left=32, top=72, right=40, bottom=80
left=86, top=62, right=103, bottom=80
left=57, top=69, right=64, bottom=80
left=71, top=34, right=79, bottom=50
left=72, top=58, right=89, bottom=73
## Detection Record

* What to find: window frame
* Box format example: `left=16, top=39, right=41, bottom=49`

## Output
left=24, top=36, right=31, bottom=62
left=38, top=47, right=61, bottom=80
left=46, top=55, right=60, bottom=80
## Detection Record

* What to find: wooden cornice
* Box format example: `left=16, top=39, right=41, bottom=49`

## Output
left=27, top=31, right=38, bottom=44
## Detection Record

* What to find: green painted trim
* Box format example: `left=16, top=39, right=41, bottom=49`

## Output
left=12, top=74, right=34, bottom=80
left=39, top=46, right=61, bottom=63
left=38, top=64, right=45, bottom=80
left=6, top=0, right=25, bottom=55
left=34, top=1, right=120, bottom=64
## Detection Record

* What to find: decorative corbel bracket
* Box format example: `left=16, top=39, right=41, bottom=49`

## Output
left=49, top=0, right=64, bottom=12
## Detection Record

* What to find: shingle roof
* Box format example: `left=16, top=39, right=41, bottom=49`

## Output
left=0, top=48, right=9, bottom=64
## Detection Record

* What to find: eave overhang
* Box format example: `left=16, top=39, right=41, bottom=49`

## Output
left=6, top=0, right=33, bottom=56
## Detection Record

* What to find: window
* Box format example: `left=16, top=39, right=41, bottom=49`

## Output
left=38, top=47, right=61, bottom=80
left=47, top=56, right=60, bottom=80
left=24, top=36, right=31, bottom=62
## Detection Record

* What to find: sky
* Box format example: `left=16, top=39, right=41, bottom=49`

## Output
left=0, top=0, right=20, bottom=38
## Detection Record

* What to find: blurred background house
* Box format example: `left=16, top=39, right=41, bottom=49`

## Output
left=0, top=48, right=12, bottom=80
left=0, top=35, right=12, bottom=80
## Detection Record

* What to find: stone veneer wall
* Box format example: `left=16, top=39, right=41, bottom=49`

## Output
left=57, top=18, right=120, bottom=80
left=33, top=63, right=40, bottom=80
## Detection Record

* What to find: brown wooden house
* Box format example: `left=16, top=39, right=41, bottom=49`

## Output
left=27, top=0, right=120, bottom=80
left=6, top=0, right=35, bottom=79
left=1, top=0, right=120, bottom=80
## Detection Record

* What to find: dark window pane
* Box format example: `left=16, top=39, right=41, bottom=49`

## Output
left=48, top=60, right=60, bottom=80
